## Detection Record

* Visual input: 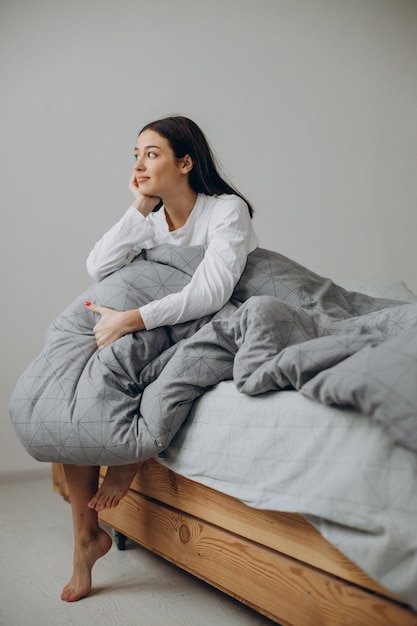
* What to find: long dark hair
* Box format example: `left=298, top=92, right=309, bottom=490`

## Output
left=139, top=116, right=253, bottom=217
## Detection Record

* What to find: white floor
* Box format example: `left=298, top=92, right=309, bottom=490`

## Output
left=0, top=471, right=276, bottom=626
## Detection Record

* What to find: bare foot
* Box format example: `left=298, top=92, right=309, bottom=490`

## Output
left=61, top=527, right=112, bottom=602
left=87, top=463, right=140, bottom=512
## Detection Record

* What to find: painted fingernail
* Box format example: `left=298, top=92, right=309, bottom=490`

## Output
left=84, top=301, right=91, bottom=306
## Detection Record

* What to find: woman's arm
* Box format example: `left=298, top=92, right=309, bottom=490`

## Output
left=86, top=174, right=160, bottom=282
left=86, top=208, right=151, bottom=281
left=140, top=196, right=258, bottom=329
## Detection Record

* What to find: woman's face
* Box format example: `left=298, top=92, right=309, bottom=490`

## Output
left=133, top=129, right=191, bottom=198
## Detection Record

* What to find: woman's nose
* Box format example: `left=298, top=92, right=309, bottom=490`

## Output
left=134, top=156, right=144, bottom=170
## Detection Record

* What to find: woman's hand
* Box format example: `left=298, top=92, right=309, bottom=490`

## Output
left=85, top=302, right=145, bottom=350
left=128, top=172, right=160, bottom=216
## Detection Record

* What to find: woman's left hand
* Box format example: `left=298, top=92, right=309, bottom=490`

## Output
left=85, top=302, right=145, bottom=350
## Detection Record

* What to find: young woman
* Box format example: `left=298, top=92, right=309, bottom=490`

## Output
left=61, top=115, right=258, bottom=602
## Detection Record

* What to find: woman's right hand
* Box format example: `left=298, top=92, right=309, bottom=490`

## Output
left=129, top=172, right=160, bottom=216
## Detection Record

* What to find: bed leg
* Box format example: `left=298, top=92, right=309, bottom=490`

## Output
left=113, top=530, right=127, bottom=550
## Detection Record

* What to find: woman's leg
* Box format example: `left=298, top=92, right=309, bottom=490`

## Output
left=61, top=464, right=113, bottom=602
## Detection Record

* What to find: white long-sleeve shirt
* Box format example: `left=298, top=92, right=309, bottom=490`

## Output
left=87, top=193, right=259, bottom=330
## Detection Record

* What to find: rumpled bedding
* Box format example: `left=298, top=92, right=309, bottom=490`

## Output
left=9, top=245, right=417, bottom=465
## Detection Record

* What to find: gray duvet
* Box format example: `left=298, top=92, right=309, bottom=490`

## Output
left=9, top=245, right=417, bottom=465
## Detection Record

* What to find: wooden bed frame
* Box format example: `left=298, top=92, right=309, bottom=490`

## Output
left=52, top=460, right=417, bottom=625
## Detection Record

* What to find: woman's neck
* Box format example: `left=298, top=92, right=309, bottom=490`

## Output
left=163, top=188, right=198, bottom=231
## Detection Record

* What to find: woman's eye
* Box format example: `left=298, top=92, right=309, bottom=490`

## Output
left=134, top=151, right=157, bottom=161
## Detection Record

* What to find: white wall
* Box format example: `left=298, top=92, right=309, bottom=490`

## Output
left=1, top=0, right=416, bottom=472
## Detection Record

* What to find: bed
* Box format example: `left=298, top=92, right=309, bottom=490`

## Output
left=10, top=245, right=417, bottom=624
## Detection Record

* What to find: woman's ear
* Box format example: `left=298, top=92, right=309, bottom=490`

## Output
left=181, top=154, right=194, bottom=174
